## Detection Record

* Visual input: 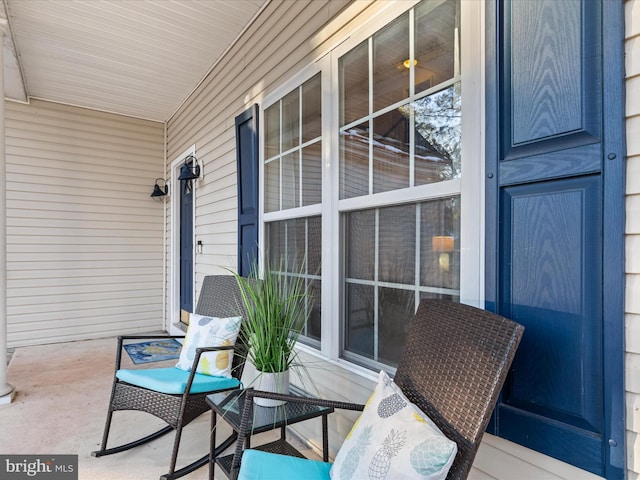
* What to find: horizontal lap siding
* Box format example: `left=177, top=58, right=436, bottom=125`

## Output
left=166, top=0, right=366, bottom=294
left=627, top=0, right=640, bottom=479
left=5, top=99, right=165, bottom=347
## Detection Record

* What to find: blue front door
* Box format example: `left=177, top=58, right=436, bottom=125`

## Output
left=485, top=0, right=625, bottom=478
left=180, top=168, right=194, bottom=320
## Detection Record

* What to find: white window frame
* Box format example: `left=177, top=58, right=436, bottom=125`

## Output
left=258, top=0, right=485, bottom=372
left=259, top=63, right=326, bottom=262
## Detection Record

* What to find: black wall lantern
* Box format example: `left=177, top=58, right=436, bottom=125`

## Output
left=178, top=155, right=201, bottom=181
left=150, top=178, right=168, bottom=199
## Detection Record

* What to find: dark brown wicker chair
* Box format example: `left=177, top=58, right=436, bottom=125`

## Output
left=229, top=299, right=524, bottom=480
left=92, top=275, right=249, bottom=480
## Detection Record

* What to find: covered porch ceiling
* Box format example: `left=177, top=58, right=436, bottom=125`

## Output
left=1, top=0, right=268, bottom=122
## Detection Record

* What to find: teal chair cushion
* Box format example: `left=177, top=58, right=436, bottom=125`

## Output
left=116, top=367, right=240, bottom=394
left=238, top=450, right=331, bottom=480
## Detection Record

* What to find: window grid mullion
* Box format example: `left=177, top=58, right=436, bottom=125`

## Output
left=415, top=203, right=421, bottom=312
left=409, top=8, right=415, bottom=187
left=279, top=100, right=283, bottom=211
left=304, top=218, right=309, bottom=336
left=299, top=85, right=303, bottom=208
left=373, top=208, right=380, bottom=361
left=368, top=38, right=374, bottom=196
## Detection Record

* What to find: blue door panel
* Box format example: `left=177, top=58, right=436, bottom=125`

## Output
left=180, top=171, right=194, bottom=314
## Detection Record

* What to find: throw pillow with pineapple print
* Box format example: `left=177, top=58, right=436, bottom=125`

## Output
left=330, top=370, right=457, bottom=480
left=175, top=313, right=242, bottom=378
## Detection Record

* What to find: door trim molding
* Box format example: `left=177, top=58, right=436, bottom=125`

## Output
left=169, top=145, right=196, bottom=335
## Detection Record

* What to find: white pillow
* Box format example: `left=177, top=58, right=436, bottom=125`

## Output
left=330, top=370, right=457, bottom=480
left=175, top=313, right=242, bottom=378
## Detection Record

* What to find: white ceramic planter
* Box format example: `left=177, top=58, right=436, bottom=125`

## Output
left=253, top=369, right=290, bottom=407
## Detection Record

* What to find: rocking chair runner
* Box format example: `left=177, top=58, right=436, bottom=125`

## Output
left=230, top=299, right=524, bottom=480
left=92, top=275, right=249, bottom=480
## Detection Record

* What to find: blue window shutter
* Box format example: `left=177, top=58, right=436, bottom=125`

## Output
left=484, top=1, right=625, bottom=478
left=236, top=104, right=259, bottom=277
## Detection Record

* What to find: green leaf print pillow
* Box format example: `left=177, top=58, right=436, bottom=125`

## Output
left=330, top=370, right=457, bottom=480
left=175, top=313, right=242, bottom=378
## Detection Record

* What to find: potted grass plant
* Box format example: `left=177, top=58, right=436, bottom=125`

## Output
left=233, top=257, right=310, bottom=406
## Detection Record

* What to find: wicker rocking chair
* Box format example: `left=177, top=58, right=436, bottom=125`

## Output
left=92, top=275, right=248, bottom=480
left=230, top=299, right=524, bottom=480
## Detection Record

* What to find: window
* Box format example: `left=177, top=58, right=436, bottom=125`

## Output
left=263, top=73, right=323, bottom=347
left=342, top=198, right=460, bottom=367
left=339, top=0, right=462, bottom=369
left=265, top=217, right=322, bottom=342
left=261, top=0, right=480, bottom=370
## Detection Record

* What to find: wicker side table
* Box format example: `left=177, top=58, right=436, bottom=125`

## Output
left=206, top=385, right=333, bottom=479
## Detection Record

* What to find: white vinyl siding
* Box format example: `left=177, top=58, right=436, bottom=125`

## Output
left=166, top=0, right=355, bottom=300
left=625, top=1, right=640, bottom=479
left=5, top=99, right=165, bottom=347
left=166, top=1, right=620, bottom=479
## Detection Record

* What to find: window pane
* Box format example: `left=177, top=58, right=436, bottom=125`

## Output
left=340, top=40, right=369, bottom=126
left=286, top=218, right=306, bottom=272
left=378, top=287, right=415, bottom=366
left=281, top=152, right=299, bottom=210
left=266, top=216, right=322, bottom=344
left=415, top=0, right=459, bottom=94
left=308, top=215, right=322, bottom=276
left=340, top=122, right=369, bottom=199
left=265, top=159, right=279, bottom=212
left=345, top=283, right=375, bottom=359
left=266, top=220, right=285, bottom=262
left=345, top=210, right=375, bottom=281
left=420, top=291, right=459, bottom=303
left=373, top=108, right=410, bottom=193
left=302, top=142, right=322, bottom=206
left=342, top=198, right=461, bottom=365
left=302, top=74, right=322, bottom=143
left=419, top=197, right=460, bottom=289
left=307, top=279, right=321, bottom=342
left=373, top=12, right=409, bottom=112
left=265, top=104, right=280, bottom=159
left=282, top=88, right=299, bottom=152
left=413, top=84, right=462, bottom=184
left=379, top=204, right=415, bottom=284
left=306, top=217, right=322, bottom=342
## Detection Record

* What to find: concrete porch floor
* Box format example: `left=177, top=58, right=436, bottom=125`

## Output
left=0, top=337, right=315, bottom=480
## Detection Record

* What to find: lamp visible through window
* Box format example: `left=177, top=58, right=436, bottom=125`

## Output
left=432, top=235, right=454, bottom=271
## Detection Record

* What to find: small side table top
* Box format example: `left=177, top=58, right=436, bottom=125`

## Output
left=206, top=384, right=332, bottom=434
